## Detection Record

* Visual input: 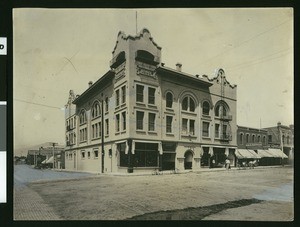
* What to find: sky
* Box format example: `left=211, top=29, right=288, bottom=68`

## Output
left=13, top=8, right=293, bottom=155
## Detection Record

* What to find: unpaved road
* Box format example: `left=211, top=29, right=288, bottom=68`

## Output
left=14, top=165, right=293, bottom=221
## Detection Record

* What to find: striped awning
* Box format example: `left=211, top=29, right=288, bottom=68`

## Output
left=256, top=149, right=274, bottom=158
left=235, top=149, right=261, bottom=159
left=268, top=148, right=288, bottom=158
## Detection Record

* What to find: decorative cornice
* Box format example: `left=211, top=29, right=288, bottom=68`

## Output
left=112, top=28, right=162, bottom=54
left=202, top=68, right=237, bottom=89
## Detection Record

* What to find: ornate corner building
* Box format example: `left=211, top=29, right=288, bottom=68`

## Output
left=64, top=28, right=238, bottom=173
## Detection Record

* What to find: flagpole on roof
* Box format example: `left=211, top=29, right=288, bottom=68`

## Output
left=136, top=11, right=138, bottom=34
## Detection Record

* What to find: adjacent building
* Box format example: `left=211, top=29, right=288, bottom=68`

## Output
left=263, top=122, right=294, bottom=164
left=64, top=28, right=238, bottom=173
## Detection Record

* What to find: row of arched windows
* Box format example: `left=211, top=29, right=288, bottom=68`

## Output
left=165, top=91, right=230, bottom=116
left=239, top=133, right=267, bottom=145
left=79, top=99, right=109, bottom=125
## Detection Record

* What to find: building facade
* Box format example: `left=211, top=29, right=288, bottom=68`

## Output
left=64, top=28, right=238, bottom=173
left=263, top=122, right=294, bottom=164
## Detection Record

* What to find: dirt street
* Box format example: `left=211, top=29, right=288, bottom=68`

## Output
left=14, top=166, right=293, bottom=221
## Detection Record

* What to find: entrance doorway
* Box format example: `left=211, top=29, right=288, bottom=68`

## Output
left=184, top=150, right=193, bottom=170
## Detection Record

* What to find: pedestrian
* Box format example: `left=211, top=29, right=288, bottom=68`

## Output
left=212, top=159, right=215, bottom=168
left=225, top=158, right=230, bottom=170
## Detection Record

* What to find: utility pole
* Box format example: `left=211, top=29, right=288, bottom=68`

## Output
left=52, top=142, right=58, bottom=169
left=101, top=94, right=105, bottom=173
left=136, top=11, right=138, bottom=34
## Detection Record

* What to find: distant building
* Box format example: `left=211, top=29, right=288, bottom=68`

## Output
left=236, top=125, right=288, bottom=166
left=64, top=28, right=238, bottom=173
left=26, top=143, right=65, bottom=168
left=263, top=122, right=294, bottom=164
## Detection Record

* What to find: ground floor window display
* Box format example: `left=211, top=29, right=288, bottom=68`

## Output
left=133, top=143, right=159, bottom=167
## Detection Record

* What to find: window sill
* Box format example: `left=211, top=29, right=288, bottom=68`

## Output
left=136, top=102, right=146, bottom=106
left=92, top=115, right=101, bottom=121
left=148, top=131, right=157, bottom=135
left=181, top=111, right=197, bottom=116
left=166, top=133, right=174, bottom=136
left=105, top=135, right=109, bottom=138
left=181, top=134, right=197, bottom=139
left=136, top=130, right=146, bottom=134
left=148, top=104, right=157, bottom=108
left=166, top=107, right=174, bottom=112
left=202, top=136, right=211, bottom=139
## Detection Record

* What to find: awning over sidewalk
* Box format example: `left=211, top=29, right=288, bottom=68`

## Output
left=235, top=149, right=261, bottom=159
left=268, top=148, right=288, bottom=158
left=256, top=149, right=274, bottom=158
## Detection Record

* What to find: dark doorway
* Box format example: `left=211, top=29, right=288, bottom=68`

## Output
left=162, top=153, right=175, bottom=170
left=184, top=150, right=193, bottom=170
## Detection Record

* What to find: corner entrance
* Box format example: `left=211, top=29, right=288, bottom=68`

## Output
left=184, top=150, right=193, bottom=170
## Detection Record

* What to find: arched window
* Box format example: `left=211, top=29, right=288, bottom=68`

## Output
left=257, top=135, right=261, bottom=142
left=287, top=136, right=290, bottom=144
left=215, top=103, right=228, bottom=117
left=166, top=92, right=173, bottom=108
left=246, top=134, right=250, bottom=143
left=239, top=133, right=244, bottom=144
left=202, top=101, right=210, bottom=115
left=79, top=110, right=87, bottom=124
left=263, top=136, right=266, bottom=145
left=92, top=101, right=101, bottom=119
left=282, top=135, right=285, bottom=144
left=182, top=96, right=195, bottom=112
left=252, top=135, right=255, bottom=143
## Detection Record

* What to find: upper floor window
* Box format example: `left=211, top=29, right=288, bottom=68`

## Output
left=79, top=110, right=87, bottom=125
left=136, top=111, right=144, bottom=130
left=136, top=85, right=144, bottom=102
left=215, top=104, right=227, bottom=117
left=202, top=122, right=210, bottom=137
left=202, top=101, right=210, bottom=115
left=92, top=102, right=101, bottom=119
left=116, top=90, right=120, bottom=107
left=148, top=113, right=156, bottom=131
left=182, top=96, right=195, bottom=112
left=268, top=135, right=272, bottom=143
left=148, top=87, right=156, bottom=105
left=166, top=92, right=173, bottom=108
left=166, top=116, right=173, bottom=133
left=252, top=135, right=255, bottom=143
left=115, top=114, right=120, bottom=132
left=215, top=124, right=220, bottom=138
left=240, top=133, right=244, bottom=144
left=287, top=136, right=290, bottom=144
left=257, top=135, right=261, bottom=142
left=122, top=111, right=126, bottom=131
left=246, top=134, right=250, bottom=143
left=105, top=97, right=109, bottom=113
left=263, top=136, right=266, bottom=145
left=282, top=135, right=285, bottom=144
left=182, top=118, right=195, bottom=135
left=105, top=119, right=109, bottom=135
left=121, top=85, right=126, bottom=104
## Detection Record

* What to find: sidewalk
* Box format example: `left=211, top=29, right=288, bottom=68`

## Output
left=14, top=186, right=62, bottom=220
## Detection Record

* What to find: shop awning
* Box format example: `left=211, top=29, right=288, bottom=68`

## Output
left=268, top=148, right=288, bottom=158
left=256, top=149, right=274, bottom=158
left=235, top=149, right=261, bottom=159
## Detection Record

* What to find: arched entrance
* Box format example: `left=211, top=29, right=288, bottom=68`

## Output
left=184, top=150, right=193, bottom=170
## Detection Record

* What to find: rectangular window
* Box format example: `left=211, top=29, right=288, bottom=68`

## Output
left=136, top=85, right=144, bottom=102
left=189, top=119, right=195, bottom=135
left=148, top=87, right=155, bottom=105
left=105, top=97, right=109, bottom=112
left=105, top=119, right=109, bottom=135
left=81, top=151, right=85, bottom=159
left=215, top=124, right=220, bottom=138
left=148, top=113, right=156, bottom=131
left=122, top=111, right=126, bottom=131
left=98, top=122, right=102, bottom=138
left=116, top=89, right=120, bottom=107
left=87, top=151, right=91, bottom=159
left=223, top=125, right=227, bottom=137
left=166, top=116, right=173, bottom=133
left=116, top=114, right=120, bottom=132
left=268, top=135, right=272, bottom=142
left=182, top=118, right=188, bottom=134
left=95, top=123, right=98, bottom=138
left=136, top=111, right=144, bottom=130
left=118, top=142, right=128, bottom=167
left=94, top=150, right=98, bottom=158
left=121, top=85, right=126, bottom=104
left=91, top=125, right=94, bottom=139
left=202, top=122, right=210, bottom=137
